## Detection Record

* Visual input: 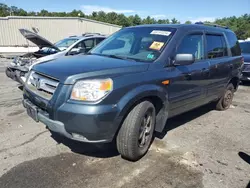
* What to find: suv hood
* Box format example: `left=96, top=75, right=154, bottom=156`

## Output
left=242, top=53, right=250, bottom=63
left=19, top=29, right=60, bottom=51
left=32, top=55, right=149, bottom=84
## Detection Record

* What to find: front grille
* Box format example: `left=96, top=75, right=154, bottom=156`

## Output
left=26, top=71, right=59, bottom=100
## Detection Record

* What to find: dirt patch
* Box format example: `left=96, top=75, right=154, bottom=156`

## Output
left=0, top=151, right=203, bottom=188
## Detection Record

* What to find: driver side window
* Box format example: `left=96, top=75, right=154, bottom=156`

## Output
left=176, top=34, right=204, bottom=61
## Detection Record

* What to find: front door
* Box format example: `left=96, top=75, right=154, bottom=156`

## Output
left=168, top=32, right=210, bottom=117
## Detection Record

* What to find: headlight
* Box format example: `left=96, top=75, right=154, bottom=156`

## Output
left=71, top=78, right=113, bottom=102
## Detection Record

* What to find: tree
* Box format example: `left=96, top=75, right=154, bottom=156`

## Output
left=0, top=3, right=249, bottom=39
left=68, top=9, right=84, bottom=17
left=96, top=11, right=107, bottom=22
left=10, top=6, right=18, bottom=16
left=171, top=18, right=179, bottom=24
left=142, top=16, right=157, bottom=24
left=117, top=14, right=130, bottom=27
left=106, top=12, right=118, bottom=25
left=38, top=9, right=49, bottom=16
left=132, top=14, right=142, bottom=25
left=0, top=3, right=10, bottom=16
left=28, top=11, right=37, bottom=16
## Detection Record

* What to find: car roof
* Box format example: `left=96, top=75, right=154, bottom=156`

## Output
left=66, top=34, right=107, bottom=40
left=128, top=24, right=234, bottom=33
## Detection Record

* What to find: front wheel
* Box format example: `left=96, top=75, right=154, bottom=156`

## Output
left=116, top=101, right=156, bottom=161
left=216, top=83, right=234, bottom=111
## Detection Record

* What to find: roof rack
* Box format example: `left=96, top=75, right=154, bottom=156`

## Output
left=195, top=22, right=229, bottom=29
left=82, top=32, right=101, bottom=37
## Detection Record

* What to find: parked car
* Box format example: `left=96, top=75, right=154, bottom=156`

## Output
left=22, top=23, right=242, bottom=161
left=5, top=29, right=106, bottom=85
left=239, top=41, right=250, bottom=83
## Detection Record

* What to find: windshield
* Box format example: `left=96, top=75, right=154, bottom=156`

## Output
left=240, top=42, right=250, bottom=54
left=54, top=38, right=78, bottom=48
left=90, top=27, right=176, bottom=62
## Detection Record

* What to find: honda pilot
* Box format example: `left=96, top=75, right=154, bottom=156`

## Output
left=22, top=23, right=243, bottom=161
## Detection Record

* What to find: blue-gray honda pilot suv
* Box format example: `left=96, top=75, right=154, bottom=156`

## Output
left=22, top=23, right=243, bottom=161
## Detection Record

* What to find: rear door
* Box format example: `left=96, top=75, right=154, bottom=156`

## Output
left=168, top=32, right=210, bottom=116
left=205, top=33, right=231, bottom=99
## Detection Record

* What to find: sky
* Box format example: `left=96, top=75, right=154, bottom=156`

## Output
left=1, top=0, right=250, bottom=23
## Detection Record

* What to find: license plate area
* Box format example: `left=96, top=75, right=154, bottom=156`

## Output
left=25, top=101, right=39, bottom=122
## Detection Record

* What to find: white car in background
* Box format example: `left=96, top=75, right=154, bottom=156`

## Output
left=5, top=29, right=106, bottom=85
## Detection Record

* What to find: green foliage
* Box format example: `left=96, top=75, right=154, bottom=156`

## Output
left=0, top=3, right=249, bottom=39
left=214, top=14, right=250, bottom=39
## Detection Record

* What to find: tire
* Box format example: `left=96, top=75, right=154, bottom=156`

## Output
left=116, top=101, right=156, bottom=161
left=216, top=83, right=234, bottom=111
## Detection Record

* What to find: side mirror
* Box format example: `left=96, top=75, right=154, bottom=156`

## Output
left=174, top=54, right=195, bottom=66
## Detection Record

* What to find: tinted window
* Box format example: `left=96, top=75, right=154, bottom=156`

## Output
left=68, top=39, right=95, bottom=54
left=206, top=35, right=228, bottom=59
left=239, top=42, right=250, bottom=54
left=54, top=38, right=78, bottom=48
left=84, top=39, right=95, bottom=49
left=225, top=32, right=241, bottom=56
left=91, top=27, right=176, bottom=62
left=96, top=38, right=105, bottom=45
left=176, top=34, right=204, bottom=60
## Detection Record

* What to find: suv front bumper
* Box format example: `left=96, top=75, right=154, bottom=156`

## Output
left=22, top=98, right=121, bottom=143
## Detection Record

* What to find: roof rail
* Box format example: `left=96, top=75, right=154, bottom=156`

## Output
left=195, top=22, right=229, bottom=29
left=82, top=32, right=101, bottom=36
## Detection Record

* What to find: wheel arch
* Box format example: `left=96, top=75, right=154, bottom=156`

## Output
left=228, top=76, right=240, bottom=91
left=116, top=84, right=169, bottom=133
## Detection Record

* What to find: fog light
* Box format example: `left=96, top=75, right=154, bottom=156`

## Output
left=72, top=133, right=87, bottom=141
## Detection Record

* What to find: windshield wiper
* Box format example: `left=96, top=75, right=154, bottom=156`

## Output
left=88, top=53, right=141, bottom=62
left=103, top=54, right=141, bottom=62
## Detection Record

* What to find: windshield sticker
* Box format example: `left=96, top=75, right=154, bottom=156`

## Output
left=150, top=30, right=171, bottom=36
left=149, top=41, right=164, bottom=51
left=147, top=54, right=155, bottom=59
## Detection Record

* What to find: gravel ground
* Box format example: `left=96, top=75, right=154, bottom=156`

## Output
left=0, top=57, right=249, bottom=188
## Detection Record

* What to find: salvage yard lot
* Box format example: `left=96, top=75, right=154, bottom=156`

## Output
left=0, top=57, right=249, bottom=188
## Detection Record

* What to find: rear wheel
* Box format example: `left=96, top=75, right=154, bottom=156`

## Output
left=216, top=83, right=234, bottom=111
left=116, top=101, right=155, bottom=161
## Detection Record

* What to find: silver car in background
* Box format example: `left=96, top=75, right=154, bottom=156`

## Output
left=5, top=29, right=106, bottom=85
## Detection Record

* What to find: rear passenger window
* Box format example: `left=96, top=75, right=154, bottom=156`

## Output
left=96, top=38, right=105, bottom=45
left=225, top=32, right=241, bottom=56
left=176, top=34, right=204, bottom=60
left=206, top=35, right=228, bottom=59
left=84, top=39, right=95, bottom=49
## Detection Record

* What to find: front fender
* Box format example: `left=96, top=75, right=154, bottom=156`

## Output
left=116, top=84, right=169, bottom=132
